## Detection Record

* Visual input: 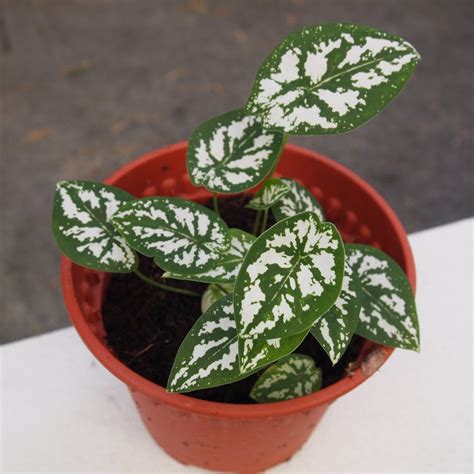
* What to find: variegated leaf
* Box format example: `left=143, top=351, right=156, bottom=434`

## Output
left=246, top=23, right=420, bottom=135
left=163, top=229, right=255, bottom=284
left=167, top=295, right=242, bottom=392
left=347, top=244, right=420, bottom=350
left=234, top=211, right=344, bottom=340
left=246, top=178, right=290, bottom=211
left=250, top=354, right=322, bottom=403
left=271, top=179, right=325, bottom=222
left=52, top=180, right=137, bottom=272
left=186, top=109, right=285, bottom=194
left=238, top=329, right=308, bottom=373
left=201, top=283, right=233, bottom=313
left=111, top=197, right=230, bottom=274
left=310, top=258, right=361, bottom=365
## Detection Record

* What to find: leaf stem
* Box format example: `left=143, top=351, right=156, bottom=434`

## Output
left=252, top=210, right=262, bottom=235
left=134, top=269, right=200, bottom=297
left=212, top=193, right=220, bottom=215
left=260, top=209, right=269, bottom=234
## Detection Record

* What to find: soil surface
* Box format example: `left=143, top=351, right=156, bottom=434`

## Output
left=102, top=196, right=365, bottom=404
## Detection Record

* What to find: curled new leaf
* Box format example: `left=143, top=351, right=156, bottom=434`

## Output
left=201, top=283, right=233, bottom=313
left=186, top=109, right=285, bottom=194
left=246, top=23, right=420, bottom=135
left=250, top=354, right=322, bottom=403
left=347, top=244, right=420, bottom=350
left=271, top=178, right=325, bottom=222
left=234, top=211, right=344, bottom=340
left=52, top=181, right=137, bottom=272
left=111, top=197, right=230, bottom=274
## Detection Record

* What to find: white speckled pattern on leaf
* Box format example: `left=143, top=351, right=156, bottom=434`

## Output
left=186, top=109, right=284, bottom=193
left=111, top=197, right=230, bottom=273
left=246, top=23, right=420, bottom=135
left=52, top=181, right=137, bottom=272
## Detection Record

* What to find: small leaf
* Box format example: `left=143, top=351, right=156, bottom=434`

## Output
left=111, top=197, right=230, bottom=274
left=310, top=258, right=361, bottom=364
left=163, top=229, right=255, bottom=284
left=52, top=180, right=137, bottom=272
left=201, top=283, right=233, bottom=313
left=246, top=23, right=420, bottom=135
left=246, top=178, right=291, bottom=210
left=347, top=244, right=420, bottom=350
left=238, top=329, right=308, bottom=373
left=250, top=354, right=322, bottom=403
left=234, top=211, right=344, bottom=340
left=186, top=108, right=285, bottom=194
left=167, top=295, right=254, bottom=393
left=271, top=179, right=324, bottom=222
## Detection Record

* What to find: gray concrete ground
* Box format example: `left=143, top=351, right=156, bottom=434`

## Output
left=1, top=0, right=473, bottom=343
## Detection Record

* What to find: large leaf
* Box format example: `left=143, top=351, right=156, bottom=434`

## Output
left=201, top=283, right=233, bottom=313
left=246, top=23, right=420, bottom=135
left=310, top=258, right=361, bottom=365
left=238, top=329, right=308, bottom=373
left=168, top=295, right=307, bottom=392
left=186, top=109, right=285, bottom=194
left=271, top=178, right=325, bottom=222
left=52, top=181, right=137, bottom=272
left=234, top=211, right=344, bottom=340
left=111, top=197, right=230, bottom=273
left=347, top=244, right=420, bottom=350
left=163, top=229, right=255, bottom=284
left=246, top=178, right=290, bottom=211
left=250, top=354, right=322, bottom=403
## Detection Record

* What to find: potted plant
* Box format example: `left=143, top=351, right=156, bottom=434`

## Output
left=53, top=23, right=420, bottom=472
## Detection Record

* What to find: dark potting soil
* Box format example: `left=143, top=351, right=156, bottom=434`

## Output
left=102, top=196, right=366, bottom=404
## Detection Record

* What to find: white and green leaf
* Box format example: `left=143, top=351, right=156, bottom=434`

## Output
left=186, top=108, right=285, bottom=194
left=201, top=283, right=233, bottom=313
left=347, top=244, right=420, bottom=350
left=246, top=23, right=420, bottom=135
left=164, top=229, right=255, bottom=284
left=250, top=354, right=322, bottom=403
left=310, top=258, right=361, bottom=365
left=111, top=197, right=230, bottom=274
left=167, top=295, right=245, bottom=393
left=271, top=178, right=325, bottom=222
left=234, top=211, right=344, bottom=340
left=246, top=178, right=291, bottom=211
left=52, top=180, right=138, bottom=272
left=238, top=329, right=308, bottom=373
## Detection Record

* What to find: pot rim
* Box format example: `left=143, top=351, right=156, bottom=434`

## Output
left=61, top=141, right=416, bottom=419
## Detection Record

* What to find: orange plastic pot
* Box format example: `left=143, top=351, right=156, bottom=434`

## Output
left=62, top=143, right=416, bottom=472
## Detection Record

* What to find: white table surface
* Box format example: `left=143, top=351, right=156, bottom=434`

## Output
left=2, top=218, right=473, bottom=473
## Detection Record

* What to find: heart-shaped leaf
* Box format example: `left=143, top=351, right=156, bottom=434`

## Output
left=163, top=229, right=255, bottom=284
left=246, top=178, right=291, bottom=210
left=246, top=23, right=420, bottom=135
left=271, top=179, right=325, bottom=222
left=111, top=197, right=230, bottom=274
left=186, top=109, right=285, bottom=194
left=234, top=211, right=344, bottom=340
left=347, top=244, right=420, bottom=350
left=250, top=354, right=322, bottom=403
left=201, top=283, right=233, bottom=313
left=238, top=329, right=308, bottom=373
left=52, top=181, right=138, bottom=272
left=310, top=258, right=361, bottom=365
